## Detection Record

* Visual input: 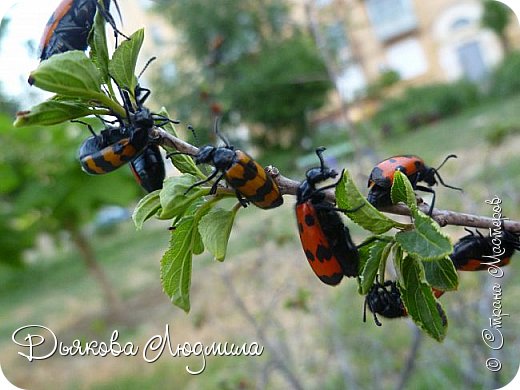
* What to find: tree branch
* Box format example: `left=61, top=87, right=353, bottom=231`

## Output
left=395, top=326, right=423, bottom=390
left=154, top=128, right=520, bottom=233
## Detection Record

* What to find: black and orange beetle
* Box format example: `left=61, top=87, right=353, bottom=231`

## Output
left=38, top=0, right=124, bottom=61
left=77, top=121, right=165, bottom=191
left=450, top=229, right=519, bottom=271
left=367, top=154, right=462, bottom=214
left=130, top=144, right=166, bottom=192
left=182, top=119, right=283, bottom=209
left=77, top=83, right=177, bottom=175
left=77, top=121, right=148, bottom=175
left=295, top=147, right=360, bottom=285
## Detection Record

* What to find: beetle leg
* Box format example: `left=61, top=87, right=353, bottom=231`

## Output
left=235, top=190, right=249, bottom=208
left=415, top=185, right=436, bottom=215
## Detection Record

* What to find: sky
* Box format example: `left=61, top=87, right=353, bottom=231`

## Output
left=0, top=0, right=155, bottom=102
left=0, top=0, right=60, bottom=99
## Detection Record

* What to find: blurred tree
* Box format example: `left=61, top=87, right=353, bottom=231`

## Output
left=152, top=0, right=331, bottom=150
left=231, top=32, right=331, bottom=147
left=481, top=0, right=512, bottom=53
left=0, top=115, right=140, bottom=315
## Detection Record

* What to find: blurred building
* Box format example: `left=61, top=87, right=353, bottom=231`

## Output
left=114, top=0, right=177, bottom=87
left=307, top=0, right=520, bottom=102
left=118, top=0, right=520, bottom=125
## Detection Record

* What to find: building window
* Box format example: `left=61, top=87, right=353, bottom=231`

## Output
left=451, top=18, right=471, bottom=31
left=457, top=41, right=487, bottom=81
left=365, top=0, right=418, bottom=41
left=337, top=64, right=367, bottom=102
left=385, top=38, right=427, bottom=80
left=315, top=0, right=333, bottom=7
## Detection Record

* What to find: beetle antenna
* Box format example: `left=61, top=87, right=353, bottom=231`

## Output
left=432, top=154, right=462, bottom=192
left=213, top=116, right=230, bottom=147
left=434, top=171, right=463, bottom=191
left=97, top=0, right=128, bottom=41
left=435, top=154, right=457, bottom=171
left=71, top=119, right=96, bottom=137
left=121, top=89, right=135, bottom=117
left=462, top=227, right=474, bottom=235
left=315, top=147, right=327, bottom=172
left=188, top=125, right=199, bottom=145
left=111, top=0, right=124, bottom=26
left=138, top=57, right=157, bottom=80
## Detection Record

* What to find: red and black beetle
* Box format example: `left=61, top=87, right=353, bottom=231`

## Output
left=367, top=154, right=462, bottom=214
left=295, top=147, right=360, bottom=285
left=38, top=0, right=124, bottom=61
left=450, top=228, right=519, bottom=271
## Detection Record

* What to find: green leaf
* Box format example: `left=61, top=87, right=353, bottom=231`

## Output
left=395, top=210, right=452, bottom=260
left=161, top=216, right=197, bottom=312
left=109, top=29, right=144, bottom=91
left=192, top=227, right=205, bottom=256
left=14, top=100, right=94, bottom=127
left=336, top=170, right=409, bottom=234
left=88, top=0, right=111, bottom=86
left=132, top=190, right=161, bottom=229
left=423, top=256, right=459, bottom=291
left=157, top=108, right=205, bottom=179
left=395, top=255, right=447, bottom=341
left=198, top=207, right=238, bottom=261
left=159, top=174, right=205, bottom=219
left=358, top=237, right=393, bottom=294
left=391, top=171, right=416, bottom=208
left=187, top=198, right=209, bottom=256
left=29, top=52, right=103, bottom=98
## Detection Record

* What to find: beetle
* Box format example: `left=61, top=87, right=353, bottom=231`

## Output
left=77, top=79, right=178, bottom=175
left=182, top=119, right=283, bottom=209
left=364, top=280, right=406, bottom=326
left=450, top=229, right=519, bottom=271
left=364, top=279, right=447, bottom=326
left=295, top=147, right=360, bottom=285
left=432, top=287, right=446, bottom=299
left=130, top=144, right=165, bottom=193
left=367, top=154, right=462, bottom=214
left=38, top=0, right=124, bottom=61
left=77, top=121, right=149, bottom=174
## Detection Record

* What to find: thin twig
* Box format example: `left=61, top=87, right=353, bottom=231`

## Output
left=220, top=271, right=304, bottom=390
left=395, top=326, right=423, bottom=390
left=154, top=129, right=520, bottom=233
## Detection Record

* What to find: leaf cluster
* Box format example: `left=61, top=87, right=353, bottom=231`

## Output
left=337, top=170, right=458, bottom=341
